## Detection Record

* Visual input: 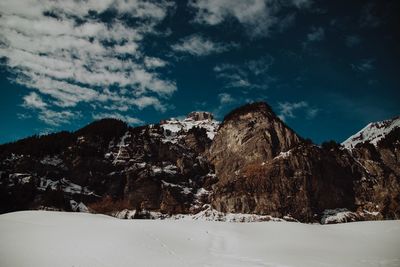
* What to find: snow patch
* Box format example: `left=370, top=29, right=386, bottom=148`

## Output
left=9, top=173, right=32, bottom=185
left=274, top=149, right=292, bottom=160
left=342, top=117, right=400, bottom=149
left=38, top=178, right=95, bottom=195
left=112, top=131, right=131, bottom=164
left=40, top=156, right=63, bottom=166
left=321, top=208, right=360, bottom=224
left=161, top=180, right=192, bottom=195
left=160, top=115, right=219, bottom=143
left=70, top=200, right=89, bottom=213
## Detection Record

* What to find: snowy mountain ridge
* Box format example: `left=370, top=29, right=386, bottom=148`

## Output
left=160, top=111, right=219, bottom=143
left=342, top=116, right=400, bottom=149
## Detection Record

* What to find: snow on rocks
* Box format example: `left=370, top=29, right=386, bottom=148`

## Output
left=151, top=164, right=179, bottom=175
left=274, top=149, right=292, bottom=160
left=113, top=209, right=137, bottom=219
left=342, top=116, right=400, bottom=149
left=111, top=205, right=286, bottom=223
left=70, top=200, right=89, bottom=212
left=321, top=208, right=383, bottom=224
left=40, top=155, right=63, bottom=166
left=112, top=131, right=132, bottom=165
left=8, top=173, right=32, bottom=185
left=161, top=180, right=192, bottom=195
left=3, top=153, right=24, bottom=163
left=189, top=205, right=285, bottom=222
left=38, top=178, right=94, bottom=195
left=321, top=208, right=361, bottom=224
left=160, top=112, right=219, bottom=143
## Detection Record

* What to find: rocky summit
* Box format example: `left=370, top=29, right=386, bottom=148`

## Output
left=0, top=102, right=399, bottom=223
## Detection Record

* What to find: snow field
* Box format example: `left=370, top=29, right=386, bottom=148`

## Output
left=0, top=211, right=399, bottom=267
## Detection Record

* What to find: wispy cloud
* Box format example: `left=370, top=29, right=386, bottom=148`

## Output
left=22, top=92, right=80, bottom=126
left=214, top=64, right=252, bottom=88
left=218, top=93, right=236, bottom=104
left=345, top=35, right=362, bottom=48
left=359, top=2, right=381, bottom=28
left=171, top=35, right=236, bottom=56
left=22, top=92, right=47, bottom=110
left=351, top=59, right=375, bottom=73
left=189, top=0, right=312, bottom=38
left=0, top=0, right=175, bottom=126
left=307, top=27, right=325, bottom=42
left=211, top=92, right=238, bottom=119
left=277, top=101, right=318, bottom=121
left=214, top=56, right=275, bottom=89
left=92, top=112, right=143, bottom=125
left=306, top=108, right=319, bottom=119
left=39, top=110, right=80, bottom=127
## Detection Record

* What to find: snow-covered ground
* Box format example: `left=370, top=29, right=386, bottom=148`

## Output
left=0, top=211, right=399, bottom=267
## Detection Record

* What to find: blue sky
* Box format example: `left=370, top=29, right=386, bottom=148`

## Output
left=0, top=0, right=399, bottom=144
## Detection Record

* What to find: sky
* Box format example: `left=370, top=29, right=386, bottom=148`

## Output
left=0, top=0, right=399, bottom=145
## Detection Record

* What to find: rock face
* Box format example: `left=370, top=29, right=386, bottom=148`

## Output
left=0, top=102, right=399, bottom=223
left=208, top=102, right=301, bottom=185
left=0, top=115, right=218, bottom=215
left=209, top=103, right=360, bottom=221
left=187, top=111, right=214, bottom=121
left=346, top=128, right=400, bottom=219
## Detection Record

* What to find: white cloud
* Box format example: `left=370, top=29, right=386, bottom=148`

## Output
left=219, top=93, right=236, bottom=104
left=214, top=64, right=252, bottom=88
left=247, top=56, right=274, bottom=76
left=23, top=92, right=47, bottom=109
left=92, top=112, right=143, bottom=125
left=189, top=0, right=312, bottom=37
left=21, top=91, right=80, bottom=126
left=214, top=56, right=274, bottom=89
left=39, top=110, right=80, bottom=126
left=306, top=108, right=319, bottom=119
left=277, top=101, right=318, bottom=121
left=307, top=27, right=325, bottom=42
left=130, top=96, right=167, bottom=112
left=0, top=0, right=175, bottom=126
left=144, top=57, right=168, bottom=69
left=351, top=59, right=375, bottom=73
left=171, top=35, right=235, bottom=56
left=345, top=35, right=362, bottom=48
left=291, top=0, right=313, bottom=9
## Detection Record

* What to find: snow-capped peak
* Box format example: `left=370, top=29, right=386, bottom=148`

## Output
left=160, top=112, right=219, bottom=143
left=342, top=116, right=400, bottom=149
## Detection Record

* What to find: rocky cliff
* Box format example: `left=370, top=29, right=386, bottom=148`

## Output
left=0, top=103, right=399, bottom=223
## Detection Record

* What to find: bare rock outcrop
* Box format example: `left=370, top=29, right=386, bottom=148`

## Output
left=208, top=103, right=364, bottom=221
left=208, top=102, right=301, bottom=185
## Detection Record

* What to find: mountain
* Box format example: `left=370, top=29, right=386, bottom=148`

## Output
left=0, top=102, right=399, bottom=223
left=0, top=112, right=218, bottom=216
left=342, top=116, right=400, bottom=149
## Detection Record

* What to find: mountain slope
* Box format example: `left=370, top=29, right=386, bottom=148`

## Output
left=209, top=103, right=363, bottom=221
left=0, top=103, right=399, bottom=223
left=0, top=113, right=218, bottom=215
left=342, top=116, right=400, bottom=149
left=342, top=116, right=400, bottom=219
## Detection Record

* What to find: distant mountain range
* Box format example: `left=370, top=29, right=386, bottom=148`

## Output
left=1, top=102, right=399, bottom=223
